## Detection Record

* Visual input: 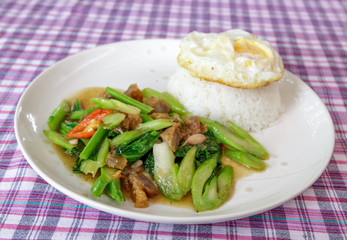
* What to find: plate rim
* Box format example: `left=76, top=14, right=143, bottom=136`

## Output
left=14, top=39, right=335, bottom=224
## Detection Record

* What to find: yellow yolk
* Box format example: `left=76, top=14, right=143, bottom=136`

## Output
left=234, top=39, right=273, bottom=59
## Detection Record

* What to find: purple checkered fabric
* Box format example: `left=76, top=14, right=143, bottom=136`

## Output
left=0, top=0, right=346, bottom=239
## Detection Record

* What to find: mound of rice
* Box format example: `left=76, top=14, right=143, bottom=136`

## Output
left=167, top=67, right=282, bottom=132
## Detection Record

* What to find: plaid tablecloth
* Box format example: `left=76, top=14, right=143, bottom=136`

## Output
left=0, top=0, right=346, bottom=239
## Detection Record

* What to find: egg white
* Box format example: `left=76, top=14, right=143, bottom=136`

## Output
left=177, top=30, right=284, bottom=89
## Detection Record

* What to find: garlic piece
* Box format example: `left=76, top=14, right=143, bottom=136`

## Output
left=182, top=134, right=207, bottom=147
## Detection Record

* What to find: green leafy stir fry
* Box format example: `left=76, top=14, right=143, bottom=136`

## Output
left=44, top=84, right=268, bottom=211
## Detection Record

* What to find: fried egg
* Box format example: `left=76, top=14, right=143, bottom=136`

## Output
left=177, top=30, right=284, bottom=89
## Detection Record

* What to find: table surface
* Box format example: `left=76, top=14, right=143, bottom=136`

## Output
left=0, top=0, right=346, bottom=239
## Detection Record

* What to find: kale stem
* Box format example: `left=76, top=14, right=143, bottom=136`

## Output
left=47, top=100, right=70, bottom=131
left=106, top=87, right=153, bottom=114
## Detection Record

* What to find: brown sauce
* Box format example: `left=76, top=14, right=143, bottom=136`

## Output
left=150, top=191, right=194, bottom=209
left=52, top=143, right=76, bottom=171
left=54, top=87, right=262, bottom=210
left=67, top=87, right=106, bottom=110
left=54, top=87, right=106, bottom=184
left=52, top=139, right=99, bottom=185
left=222, top=154, right=258, bottom=180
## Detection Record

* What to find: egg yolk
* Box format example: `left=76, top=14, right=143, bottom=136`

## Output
left=234, top=39, right=273, bottom=59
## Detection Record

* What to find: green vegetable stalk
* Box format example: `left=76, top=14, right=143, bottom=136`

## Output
left=91, top=166, right=125, bottom=203
left=177, top=146, right=198, bottom=195
left=110, top=119, right=173, bottom=147
left=191, top=153, right=233, bottom=212
left=80, top=137, right=109, bottom=177
left=227, top=121, right=268, bottom=156
left=73, top=98, right=82, bottom=111
left=200, top=118, right=269, bottom=160
left=44, top=130, right=74, bottom=150
left=153, top=142, right=197, bottom=201
left=79, top=123, right=108, bottom=160
left=144, top=151, right=154, bottom=176
left=106, top=178, right=125, bottom=203
left=90, top=98, right=140, bottom=115
left=135, top=118, right=173, bottom=132
left=140, top=113, right=153, bottom=123
left=116, top=131, right=160, bottom=164
left=47, top=100, right=70, bottom=131
left=224, top=149, right=267, bottom=170
left=69, top=108, right=97, bottom=120
left=142, top=88, right=187, bottom=114
left=110, top=130, right=143, bottom=147
left=59, top=122, right=78, bottom=136
left=102, top=113, right=125, bottom=129
left=106, top=87, right=154, bottom=114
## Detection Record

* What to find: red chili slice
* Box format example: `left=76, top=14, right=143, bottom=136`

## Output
left=67, top=108, right=113, bottom=138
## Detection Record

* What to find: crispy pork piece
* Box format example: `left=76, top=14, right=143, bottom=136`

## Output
left=144, top=96, right=170, bottom=113
left=160, top=123, right=182, bottom=152
left=128, top=174, right=149, bottom=208
left=124, top=84, right=143, bottom=102
left=181, top=116, right=207, bottom=140
left=120, top=114, right=142, bottom=131
left=104, top=153, right=128, bottom=170
left=150, top=113, right=179, bottom=123
left=121, top=164, right=160, bottom=208
left=128, top=173, right=160, bottom=208
left=150, top=112, right=170, bottom=120
left=122, top=163, right=145, bottom=176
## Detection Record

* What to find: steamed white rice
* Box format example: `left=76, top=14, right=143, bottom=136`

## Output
left=167, top=67, right=282, bottom=132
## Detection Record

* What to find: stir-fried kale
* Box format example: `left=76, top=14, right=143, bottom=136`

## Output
left=115, top=131, right=159, bottom=165
left=191, top=153, right=233, bottom=212
left=175, top=131, right=222, bottom=177
left=47, top=100, right=70, bottom=131
left=72, top=142, right=98, bottom=173
left=59, top=121, right=78, bottom=136
left=72, top=131, right=109, bottom=174
left=152, top=142, right=197, bottom=201
left=57, top=121, right=85, bottom=157
left=107, top=130, right=119, bottom=139
left=201, top=118, right=269, bottom=160
left=144, top=151, right=154, bottom=176
left=175, top=131, right=221, bottom=165
left=79, top=137, right=109, bottom=177
left=44, top=85, right=269, bottom=212
left=73, top=98, right=82, bottom=111
left=91, top=166, right=125, bottom=203
left=65, top=143, right=84, bottom=157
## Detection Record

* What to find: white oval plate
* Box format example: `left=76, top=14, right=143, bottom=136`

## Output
left=15, top=39, right=335, bottom=224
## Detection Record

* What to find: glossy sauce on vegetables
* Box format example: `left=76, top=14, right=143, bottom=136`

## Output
left=54, top=87, right=261, bottom=209
left=52, top=137, right=99, bottom=185
left=68, top=87, right=106, bottom=110
left=53, top=87, right=105, bottom=184
left=151, top=155, right=258, bottom=209
left=52, top=143, right=76, bottom=171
